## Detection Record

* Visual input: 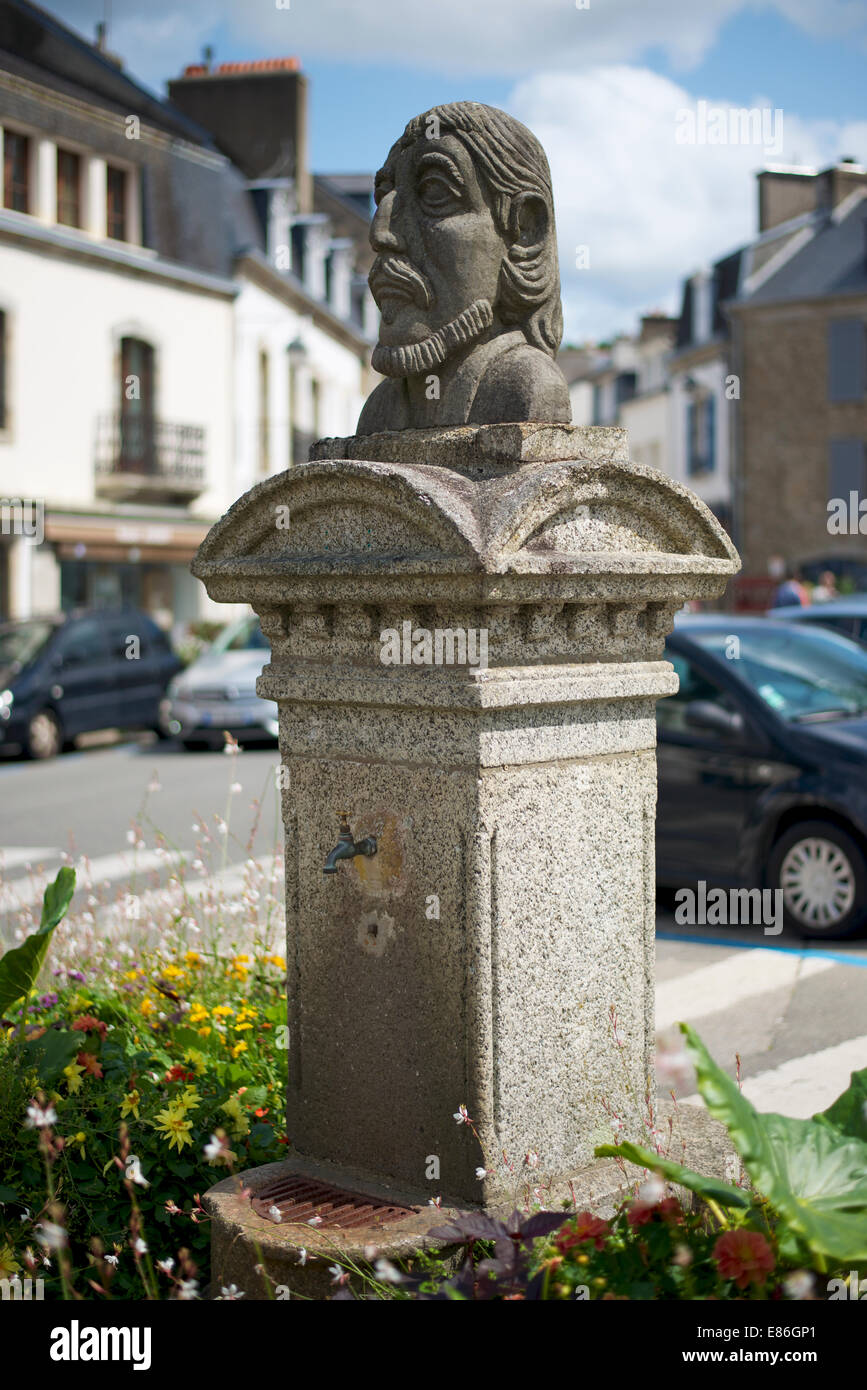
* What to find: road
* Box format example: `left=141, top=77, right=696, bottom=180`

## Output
left=2, top=734, right=866, bottom=1118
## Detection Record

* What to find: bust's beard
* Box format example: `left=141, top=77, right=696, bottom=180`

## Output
left=371, top=298, right=494, bottom=378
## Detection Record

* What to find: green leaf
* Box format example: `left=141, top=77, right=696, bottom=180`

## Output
left=0, top=1184, right=18, bottom=1202
left=22, top=1028, right=80, bottom=1083
left=815, top=1069, right=867, bottom=1143
left=594, top=1140, right=751, bottom=1208
left=40, top=866, right=76, bottom=932
left=0, top=868, right=75, bottom=1016
left=681, top=1022, right=867, bottom=1267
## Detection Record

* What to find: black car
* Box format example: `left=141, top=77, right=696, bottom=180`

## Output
left=0, top=610, right=181, bottom=759
left=766, top=594, right=867, bottom=648
left=658, top=615, right=867, bottom=938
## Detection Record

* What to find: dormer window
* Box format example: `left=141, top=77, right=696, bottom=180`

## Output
left=106, top=165, right=127, bottom=240
left=57, top=148, right=82, bottom=227
left=3, top=130, right=30, bottom=214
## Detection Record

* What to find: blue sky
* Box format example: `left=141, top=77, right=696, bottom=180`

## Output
left=51, top=0, right=867, bottom=340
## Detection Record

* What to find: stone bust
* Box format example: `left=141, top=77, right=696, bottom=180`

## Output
left=357, top=101, right=572, bottom=434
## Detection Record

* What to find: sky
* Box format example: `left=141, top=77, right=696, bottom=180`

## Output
left=50, top=0, right=867, bottom=343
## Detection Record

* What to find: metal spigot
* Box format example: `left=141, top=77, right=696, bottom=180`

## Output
left=323, top=811, right=377, bottom=875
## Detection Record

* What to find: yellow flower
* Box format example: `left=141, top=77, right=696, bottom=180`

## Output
left=197, top=1026, right=212, bottom=1039
left=213, top=1005, right=233, bottom=1018
left=162, top=964, right=187, bottom=984
left=63, top=1061, right=85, bottom=1095
left=189, top=1003, right=209, bottom=1025
left=182, top=1048, right=206, bottom=1075
left=120, top=1089, right=141, bottom=1120
left=232, top=1020, right=253, bottom=1032
left=184, top=950, right=204, bottom=969
left=72, top=1131, right=87, bottom=1160
left=124, top=969, right=143, bottom=982
left=230, top=1040, right=248, bottom=1059
left=219, top=1094, right=249, bottom=1139
left=140, top=998, right=155, bottom=1017
left=154, top=1104, right=194, bottom=1153
left=177, top=1085, right=201, bottom=1114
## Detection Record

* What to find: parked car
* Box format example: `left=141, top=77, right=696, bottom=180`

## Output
left=0, top=609, right=181, bottom=759
left=657, top=615, right=867, bottom=938
left=161, top=612, right=278, bottom=749
left=766, top=594, right=867, bottom=648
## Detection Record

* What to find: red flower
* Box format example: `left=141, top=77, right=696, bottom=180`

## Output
left=72, top=1015, right=107, bottom=1039
left=713, top=1230, right=775, bottom=1290
left=165, top=1065, right=196, bottom=1083
left=627, top=1196, right=682, bottom=1228
left=254, top=1107, right=269, bottom=1119
left=556, top=1211, right=609, bottom=1253
left=77, top=1050, right=104, bottom=1078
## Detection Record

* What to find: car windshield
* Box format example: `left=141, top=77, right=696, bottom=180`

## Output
left=0, top=620, right=55, bottom=672
left=689, top=624, right=867, bottom=722
left=210, top=614, right=268, bottom=653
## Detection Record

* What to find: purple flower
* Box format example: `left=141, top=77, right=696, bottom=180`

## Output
left=67, top=970, right=86, bottom=983
left=39, top=993, right=58, bottom=1007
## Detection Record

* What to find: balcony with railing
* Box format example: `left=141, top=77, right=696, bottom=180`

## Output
left=94, top=413, right=206, bottom=503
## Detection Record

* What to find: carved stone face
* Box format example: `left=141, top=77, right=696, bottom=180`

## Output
left=370, top=132, right=508, bottom=349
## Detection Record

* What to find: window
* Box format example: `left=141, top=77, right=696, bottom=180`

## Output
left=3, top=130, right=30, bottom=213
left=829, top=439, right=867, bottom=498
left=56, top=618, right=109, bottom=665
left=311, top=377, right=321, bottom=438
left=687, top=393, right=716, bottom=475
left=828, top=319, right=867, bottom=402
left=119, top=337, right=155, bottom=472
left=657, top=652, right=740, bottom=735
left=56, top=148, right=82, bottom=227
left=106, top=165, right=127, bottom=240
left=0, top=309, right=7, bottom=431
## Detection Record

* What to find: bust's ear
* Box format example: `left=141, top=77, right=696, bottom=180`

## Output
left=509, top=192, right=549, bottom=248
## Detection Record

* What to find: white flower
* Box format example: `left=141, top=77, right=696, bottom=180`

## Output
left=784, top=1269, right=815, bottom=1300
left=328, top=1264, right=345, bottom=1284
left=453, top=1104, right=470, bottom=1125
left=157, top=1258, right=175, bottom=1274
left=148, top=776, right=162, bottom=794
left=126, top=829, right=136, bottom=844
left=104, top=1254, right=119, bottom=1267
left=268, top=1205, right=283, bottom=1224
left=374, top=1258, right=403, bottom=1284
left=475, top=1167, right=487, bottom=1179
left=132, top=1237, right=147, bottom=1255
left=308, top=1215, right=323, bottom=1226
left=230, top=782, right=243, bottom=794
left=126, top=1156, right=149, bottom=1189
left=638, top=1176, right=666, bottom=1205
left=428, top=1196, right=442, bottom=1209
left=297, top=1248, right=308, bottom=1266
left=204, top=1134, right=224, bottom=1162
left=177, top=1278, right=199, bottom=1300
left=218, top=1283, right=245, bottom=1300
left=35, top=1221, right=67, bottom=1251
left=24, top=1103, right=57, bottom=1130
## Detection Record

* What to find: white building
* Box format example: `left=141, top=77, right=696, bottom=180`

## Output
left=0, top=7, right=375, bottom=631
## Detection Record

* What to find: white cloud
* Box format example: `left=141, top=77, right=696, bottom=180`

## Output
left=57, top=0, right=867, bottom=88
left=505, top=67, right=867, bottom=340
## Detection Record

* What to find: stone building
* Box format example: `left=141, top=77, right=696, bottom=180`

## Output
left=0, top=1, right=375, bottom=628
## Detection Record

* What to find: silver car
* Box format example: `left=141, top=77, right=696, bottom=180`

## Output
left=161, top=613, right=278, bottom=748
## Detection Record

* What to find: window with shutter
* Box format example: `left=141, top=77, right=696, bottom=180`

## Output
left=828, top=319, right=867, bottom=402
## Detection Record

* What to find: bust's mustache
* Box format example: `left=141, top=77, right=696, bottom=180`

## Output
left=369, top=254, right=433, bottom=311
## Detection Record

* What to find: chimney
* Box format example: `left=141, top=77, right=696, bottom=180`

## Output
left=168, top=58, right=311, bottom=212
left=757, top=166, right=816, bottom=232
left=815, top=158, right=867, bottom=220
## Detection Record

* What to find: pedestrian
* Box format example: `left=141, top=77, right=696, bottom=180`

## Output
left=774, top=567, right=810, bottom=608
left=811, top=569, right=839, bottom=603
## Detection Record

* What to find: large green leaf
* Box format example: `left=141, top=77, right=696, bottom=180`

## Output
left=681, top=1022, right=867, bottom=1267
left=22, top=1028, right=80, bottom=1083
left=0, top=867, right=75, bottom=1017
left=815, top=1068, right=867, bottom=1143
left=594, top=1139, right=751, bottom=1208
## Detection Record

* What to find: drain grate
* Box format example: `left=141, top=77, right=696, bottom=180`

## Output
left=251, top=1174, right=418, bottom=1231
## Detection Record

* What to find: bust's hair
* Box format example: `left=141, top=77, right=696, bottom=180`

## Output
left=400, top=102, right=563, bottom=357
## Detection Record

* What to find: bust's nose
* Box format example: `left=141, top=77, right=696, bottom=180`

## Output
left=370, top=189, right=405, bottom=253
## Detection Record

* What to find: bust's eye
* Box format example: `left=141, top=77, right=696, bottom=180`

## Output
left=417, top=173, right=462, bottom=214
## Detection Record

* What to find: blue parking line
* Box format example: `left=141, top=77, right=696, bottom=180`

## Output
left=656, top=928, right=867, bottom=968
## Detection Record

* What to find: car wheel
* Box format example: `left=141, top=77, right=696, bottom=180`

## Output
left=768, top=820, right=867, bottom=939
left=25, top=708, right=63, bottom=760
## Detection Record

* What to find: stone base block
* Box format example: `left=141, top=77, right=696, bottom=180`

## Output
left=204, top=1102, right=734, bottom=1300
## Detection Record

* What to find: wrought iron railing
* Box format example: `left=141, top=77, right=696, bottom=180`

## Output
left=94, top=413, right=205, bottom=484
